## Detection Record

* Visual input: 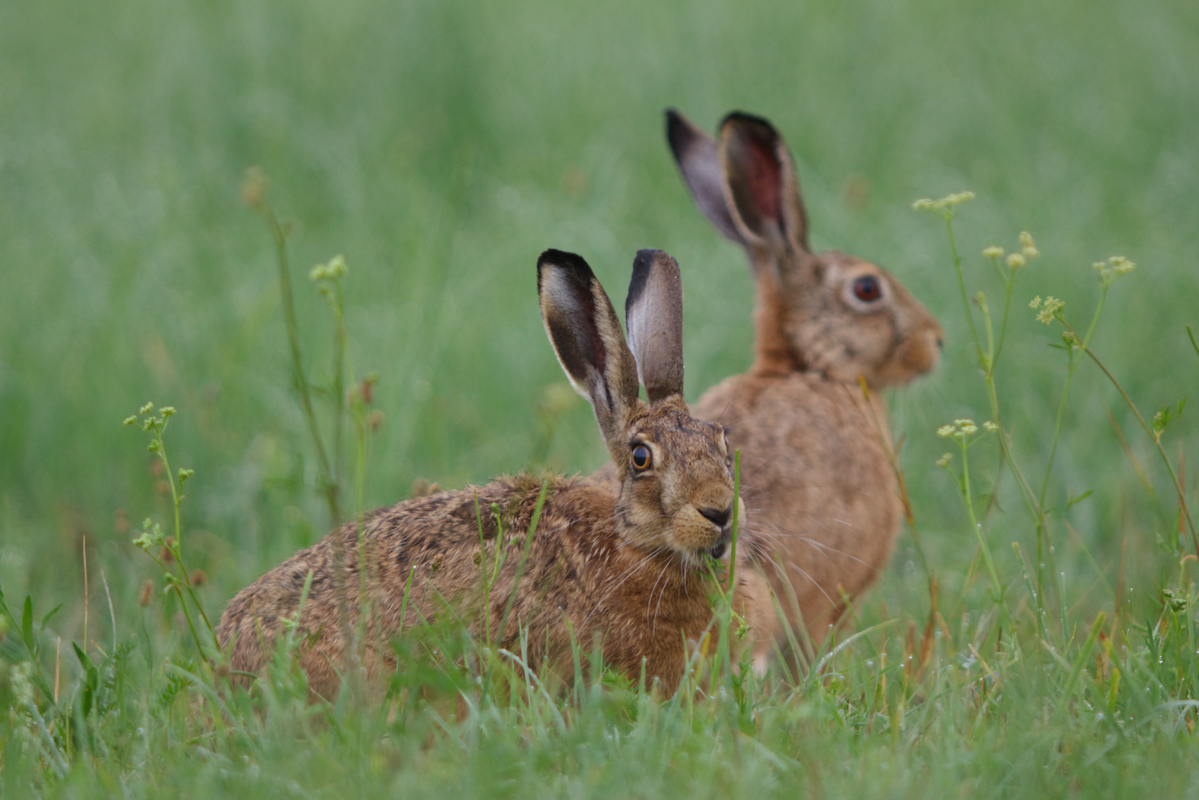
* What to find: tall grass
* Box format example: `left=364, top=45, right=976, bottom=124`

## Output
left=2, top=0, right=1198, bottom=795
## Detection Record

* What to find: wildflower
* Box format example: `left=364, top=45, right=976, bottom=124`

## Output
left=138, top=579, right=154, bottom=607
left=1110, top=256, right=1135, bottom=275
left=936, top=453, right=953, bottom=468
left=937, top=419, right=978, bottom=443
left=1006, top=253, right=1026, bottom=269
left=982, top=246, right=1004, bottom=259
left=311, top=255, right=349, bottom=282
left=912, top=191, right=975, bottom=218
left=1019, top=231, right=1040, bottom=259
left=983, top=421, right=1000, bottom=433
left=1093, top=256, right=1137, bottom=287
left=1034, top=296, right=1064, bottom=324
left=327, top=254, right=347, bottom=278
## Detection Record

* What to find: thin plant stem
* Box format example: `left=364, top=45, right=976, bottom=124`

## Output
left=726, top=450, right=741, bottom=596
left=1067, top=328, right=1197, bottom=555
left=958, top=438, right=1004, bottom=606
left=332, top=277, right=348, bottom=505
left=258, top=201, right=340, bottom=526
left=1039, top=284, right=1111, bottom=508
left=945, top=215, right=985, bottom=365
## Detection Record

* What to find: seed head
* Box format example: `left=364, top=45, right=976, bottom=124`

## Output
left=1033, top=296, right=1064, bottom=324
left=912, top=191, right=975, bottom=218
left=937, top=419, right=978, bottom=443
left=1019, top=231, right=1040, bottom=259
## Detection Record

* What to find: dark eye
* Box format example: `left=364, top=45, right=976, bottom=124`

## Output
left=631, top=445, right=652, bottom=471
left=852, top=275, right=882, bottom=303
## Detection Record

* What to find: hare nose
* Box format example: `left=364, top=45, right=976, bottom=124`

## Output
left=699, top=505, right=733, bottom=529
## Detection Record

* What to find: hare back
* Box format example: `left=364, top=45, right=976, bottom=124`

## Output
left=216, top=473, right=731, bottom=698
left=693, top=371, right=902, bottom=636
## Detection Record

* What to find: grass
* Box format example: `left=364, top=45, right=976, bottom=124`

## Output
left=2, top=0, right=1198, bottom=796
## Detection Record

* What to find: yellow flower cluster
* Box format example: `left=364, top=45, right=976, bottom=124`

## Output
left=912, top=191, right=976, bottom=217
left=982, top=231, right=1039, bottom=269
left=1029, top=295, right=1064, bottom=324
left=310, top=254, right=349, bottom=282
left=1093, top=255, right=1137, bottom=287
left=937, top=418, right=979, bottom=442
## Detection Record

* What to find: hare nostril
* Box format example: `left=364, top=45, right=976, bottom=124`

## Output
left=699, top=505, right=732, bottom=529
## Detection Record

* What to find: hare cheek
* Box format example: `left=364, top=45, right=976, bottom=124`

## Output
left=671, top=509, right=722, bottom=553
left=892, top=333, right=941, bottom=382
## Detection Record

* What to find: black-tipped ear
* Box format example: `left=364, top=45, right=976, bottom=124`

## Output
left=718, top=112, right=810, bottom=253
left=666, top=109, right=743, bottom=243
left=538, top=250, right=641, bottom=457
left=625, top=249, right=685, bottom=403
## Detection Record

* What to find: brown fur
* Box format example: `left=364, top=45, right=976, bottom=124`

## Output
left=216, top=250, right=766, bottom=700
left=663, top=110, right=944, bottom=655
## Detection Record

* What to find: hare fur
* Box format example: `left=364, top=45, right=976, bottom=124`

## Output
left=664, top=110, right=944, bottom=655
left=216, top=249, right=765, bottom=700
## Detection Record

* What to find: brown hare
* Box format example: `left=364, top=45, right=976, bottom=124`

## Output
left=664, top=109, right=944, bottom=659
left=216, top=248, right=765, bottom=700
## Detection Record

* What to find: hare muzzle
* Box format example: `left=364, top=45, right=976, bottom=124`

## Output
left=671, top=490, right=740, bottom=558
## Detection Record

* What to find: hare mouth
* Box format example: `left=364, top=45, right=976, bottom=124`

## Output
left=706, top=529, right=732, bottom=560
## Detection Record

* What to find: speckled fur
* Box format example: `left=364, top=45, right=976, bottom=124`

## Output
left=216, top=250, right=766, bottom=700
left=664, top=111, right=944, bottom=652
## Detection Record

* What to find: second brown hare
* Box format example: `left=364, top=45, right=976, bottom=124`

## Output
left=216, top=248, right=764, bottom=700
left=665, top=110, right=944, bottom=661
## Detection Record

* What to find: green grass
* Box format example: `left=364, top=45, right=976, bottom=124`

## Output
left=2, top=0, right=1198, bottom=796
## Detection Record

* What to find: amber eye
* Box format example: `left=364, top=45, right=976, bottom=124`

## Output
left=852, top=275, right=882, bottom=303
left=631, top=444, right=652, bottom=471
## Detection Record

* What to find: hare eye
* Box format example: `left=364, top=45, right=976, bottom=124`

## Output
left=631, top=445, right=653, bottom=471
left=852, top=275, right=882, bottom=303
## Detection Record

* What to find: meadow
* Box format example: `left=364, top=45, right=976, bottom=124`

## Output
left=2, top=0, right=1198, bottom=795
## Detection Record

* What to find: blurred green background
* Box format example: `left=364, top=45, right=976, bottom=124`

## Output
left=1, top=0, right=1195, bottom=639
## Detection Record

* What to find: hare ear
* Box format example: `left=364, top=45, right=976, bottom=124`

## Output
left=538, top=249, right=641, bottom=455
left=718, top=112, right=810, bottom=254
left=666, top=109, right=743, bottom=244
left=625, top=249, right=685, bottom=403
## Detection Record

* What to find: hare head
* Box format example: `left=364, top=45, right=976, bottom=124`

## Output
left=665, top=109, right=943, bottom=387
left=538, top=248, right=739, bottom=568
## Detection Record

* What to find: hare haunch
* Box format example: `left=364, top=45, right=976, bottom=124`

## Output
left=216, top=248, right=764, bottom=700
left=665, top=110, right=944, bottom=653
